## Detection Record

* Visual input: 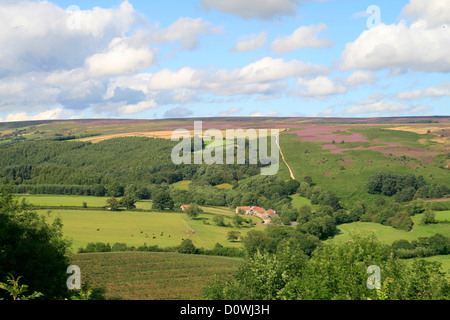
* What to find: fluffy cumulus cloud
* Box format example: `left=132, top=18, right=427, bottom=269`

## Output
left=400, top=0, right=450, bottom=28
left=85, top=37, right=156, bottom=77
left=215, top=57, right=327, bottom=86
left=344, top=71, right=377, bottom=87
left=341, top=0, right=450, bottom=73
left=1, top=0, right=444, bottom=120
left=0, top=0, right=140, bottom=75
left=118, top=99, right=158, bottom=115
left=295, top=71, right=375, bottom=99
left=146, top=17, right=223, bottom=50
left=0, top=0, right=225, bottom=118
left=148, top=67, right=205, bottom=91
left=230, top=31, right=268, bottom=52
left=203, top=57, right=328, bottom=97
left=105, top=57, right=328, bottom=101
left=271, top=24, right=334, bottom=53
left=297, top=76, right=347, bottom=98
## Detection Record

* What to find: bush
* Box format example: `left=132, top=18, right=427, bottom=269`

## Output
left=421, top=209, right=438, bottom=225
left=185, top=203, right=203, bottom=219
left=178, top=239, right=197, bottom=254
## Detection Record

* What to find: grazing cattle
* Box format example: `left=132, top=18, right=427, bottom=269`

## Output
left=153, top=236, right=156, bottom=239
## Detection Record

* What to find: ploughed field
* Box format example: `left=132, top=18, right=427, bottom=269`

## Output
left=72, top=251, right=242, bottom=300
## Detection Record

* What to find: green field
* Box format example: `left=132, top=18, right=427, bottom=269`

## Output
left=291, top=194, right=312, bottom=209
left=71, top=251, right=242, bottom=300
left=24, top=194, right=447, bottom=253
left=329, top=211, right=450, bottom=244
left=34, top=200, right=264, bottom=252
left=20, top=194, right=155, bottom=211
left=20, top=194, right=111, bottom=208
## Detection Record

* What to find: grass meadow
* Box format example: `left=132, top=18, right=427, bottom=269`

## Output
left=328, top=211, right=450, bottom=244
left=25, top=195, right=265, bottom=253
left=20, top=194, right=111, bottom=208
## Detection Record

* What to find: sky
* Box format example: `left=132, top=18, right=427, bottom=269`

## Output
left=0, top=0, right=449, bottom=122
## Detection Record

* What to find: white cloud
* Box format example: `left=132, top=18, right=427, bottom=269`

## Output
left=401, top=0, right=450, bottom=28
left=271, top=24, right=334, bottom=53
left=0, top=108, right=82, bottom=122
left=222, top=57, right=327, bottom=84
left=148, top=67, right=205, bottom=91
left=251, top=110, right=279, bottom=117
left=206, top=57, right=327, bottom=96
left=341, top=19, right=450, bottom=72
left=294, top=71, right=375, bottom=100
left=297, top=76, right=347, bottom=98
left=105, top=57, right=327, bottom=100
left=0, top=0, right=141, bottom=75
left=118, top=99, right=158, bottom=115
left=147, top=17, right=223, bottom=50
left=397, top=81, right=450, bottom=100
left=86, top=37, right=156, bottom=77
left=344, top=70, right=377, bottom=87
left=172, top=89, right=198, bottom=104
left=230, top=31, right=268, bottom=52
left=346, top=95, right=432, bottom=116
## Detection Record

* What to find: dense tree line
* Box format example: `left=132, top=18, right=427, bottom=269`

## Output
left=367, top=171, right=450, bottom=202
left=77, top=240, right=244, bottom=258
left=0, top=137, right=264, bottom=195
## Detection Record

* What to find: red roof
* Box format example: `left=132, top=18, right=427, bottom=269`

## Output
left=255, top=207, right=265, bottom=214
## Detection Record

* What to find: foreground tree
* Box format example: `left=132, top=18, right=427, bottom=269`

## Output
left=0, top=187, right=72, bottom=300
left=204, top=234, right=449, bottom=300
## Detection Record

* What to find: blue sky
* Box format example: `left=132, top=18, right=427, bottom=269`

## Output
left=0, top=0, right=449, bottom=121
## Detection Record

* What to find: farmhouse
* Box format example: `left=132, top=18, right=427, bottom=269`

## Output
left=180, top=205, right=191, bottom=211
left=235, top=206, right=279, bottom=221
